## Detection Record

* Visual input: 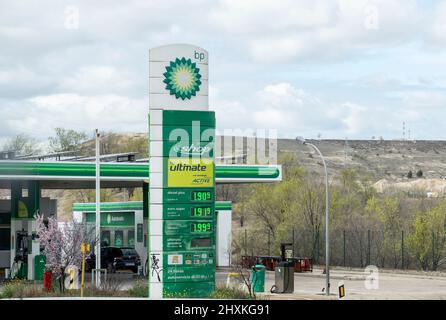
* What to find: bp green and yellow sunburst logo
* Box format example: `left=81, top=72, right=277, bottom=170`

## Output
left=163, top=57, right=202, bottom=100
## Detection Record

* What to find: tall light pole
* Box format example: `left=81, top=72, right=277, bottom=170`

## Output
left=297, top=137, right=330, bottom=295
left=95, top=129, right=101, bottom=287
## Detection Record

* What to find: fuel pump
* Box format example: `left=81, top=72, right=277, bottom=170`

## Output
left=12, top=230, right=31, bottom=279
left=270, top=242, right=294, bottom=294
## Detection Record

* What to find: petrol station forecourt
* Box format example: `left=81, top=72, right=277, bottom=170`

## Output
left=0, top=44, right=283, bottom=298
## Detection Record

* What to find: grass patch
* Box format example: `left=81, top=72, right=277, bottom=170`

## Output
left=0, top=278, right=129, bottom=299
left=0, top=280, right=34, bottom=299
left=1, top=280, right=264, bottom=300
left=209, top=285, right=255, bottom=300
left=128, top=279, right=148, bottom=297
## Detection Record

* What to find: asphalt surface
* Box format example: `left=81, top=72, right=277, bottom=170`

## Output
left=101, top=266, right=446, bottom=299
left=259, top=267, right=446, bottom=300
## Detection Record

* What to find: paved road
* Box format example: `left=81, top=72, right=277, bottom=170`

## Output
left=257, top=267, right=446, bottom=299
left=215, top=267, right=446, bottom=300
left=20, top=267, right=446, bottom=300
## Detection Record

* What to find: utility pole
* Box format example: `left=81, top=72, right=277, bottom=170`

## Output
left=402, top=121, right=406, bottom=141
left=343, top=230, right=346, bottom=267
left=95, top=129, right=101, bottom=288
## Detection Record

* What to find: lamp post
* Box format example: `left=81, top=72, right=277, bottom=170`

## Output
left=297, top=137, right=330, bottom=295
left=95, top=129, right=101, bottom=288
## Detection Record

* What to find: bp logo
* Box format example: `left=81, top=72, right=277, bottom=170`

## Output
left=163, top=57, right=201, bottom=100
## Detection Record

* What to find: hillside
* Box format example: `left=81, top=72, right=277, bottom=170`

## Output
left=2, top=137, right=446, bottom=220
left=278, top=139, right=446, bottom=197
left=279, top=139, right=446, bottom=180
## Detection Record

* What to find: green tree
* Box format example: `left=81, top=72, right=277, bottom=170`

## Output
left=366, top=195, right=403, bottom=268
left=295, top=177, right=325, bottom=263
left=408, top=199, right=446, bottom=270
left=408, top=212, right=431, bottom=270
left=2, top=134, right=40, bottom=155
left=48, top=128, right=88, bottom=152
left=330, top=169, right=376, bottom=267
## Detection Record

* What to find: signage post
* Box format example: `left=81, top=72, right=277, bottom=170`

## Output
left=148, top=44, right=215, bottom=298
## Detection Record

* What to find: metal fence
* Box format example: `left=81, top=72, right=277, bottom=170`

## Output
left=234, top=228, right=444, bottom=271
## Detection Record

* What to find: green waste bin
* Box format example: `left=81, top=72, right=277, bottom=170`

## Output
left=16, top=262, right=28, bottom=280
left=34, top=255, right=46, bottom=280
left=252, top=264, right=266, bottom=293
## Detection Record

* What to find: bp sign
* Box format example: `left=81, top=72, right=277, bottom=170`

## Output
left=163, top=58, right=202, bottom=100
left=149, top=44, right=214, bottom=298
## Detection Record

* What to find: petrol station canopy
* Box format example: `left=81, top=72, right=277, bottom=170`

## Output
left=0, top=160, right=282, bottom=189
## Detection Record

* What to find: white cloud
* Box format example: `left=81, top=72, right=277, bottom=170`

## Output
left=1, top=0, right=446, bottom=143
left=0, top=66, right=54, bottom=98
left=1, top=94, right=147, bottom=143
left=212, top=0, right=421, bottom=63
left=427, top=1, right=446, bottom=46
left=395, top=90, right=446, bottom=109
left=212, top=82, right=373, bottom=138
left=329, top=102, right=367, bottom=134
left=210, top=0, right=335, bottom=34
left=209, top=85, right=250, bottom=130
left=59, top=65, right=134, bottom=94
left=355, top=73, right=402, bottom=89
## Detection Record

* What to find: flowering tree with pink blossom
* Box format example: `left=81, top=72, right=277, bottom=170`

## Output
left=36, top=213, right=96, bottom=291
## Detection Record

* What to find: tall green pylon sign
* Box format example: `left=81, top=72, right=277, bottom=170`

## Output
left=149, top=44, right=215, bottom=298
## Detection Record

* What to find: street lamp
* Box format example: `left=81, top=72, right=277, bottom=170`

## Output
left=296, top=136, right=330, bottom=295
left=95, top=129, right=101, bottom=288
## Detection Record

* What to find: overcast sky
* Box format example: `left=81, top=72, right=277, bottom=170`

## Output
left=1, top=0, right=446, bottom=147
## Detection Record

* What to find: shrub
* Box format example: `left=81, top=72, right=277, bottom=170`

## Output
left=128, top=279, right=148, bottom=297
left=407, top=170, right=413, bottom=179
left=0, top=279, right=128, bottom=299
left=0, top=280, right=43, bottom=299
left=209, top=286, right=254, bottom=300
left=163, top=289, right=192, bottom=298
left=416, top=169, right=423, bottom=177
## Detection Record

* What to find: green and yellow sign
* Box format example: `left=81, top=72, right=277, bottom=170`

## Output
left=18, top=201, right=29, bottom=218
left=160, top=109, right=216, bottom=297
left=167, top=158, right=214, bottom=188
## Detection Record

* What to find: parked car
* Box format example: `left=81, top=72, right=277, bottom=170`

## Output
left=85, top=247, right=141, bottom=273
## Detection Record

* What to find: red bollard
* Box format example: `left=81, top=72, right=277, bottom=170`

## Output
left=43, top=271, right=52, bottom=291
